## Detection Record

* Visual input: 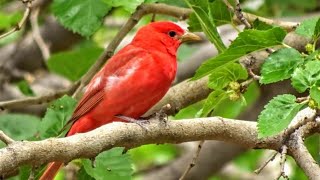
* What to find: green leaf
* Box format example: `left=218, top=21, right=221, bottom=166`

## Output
left=193, top=27, right=287, bottom=80
left=310, top=86, right=320, bottom=106
left=295, top=17, right=319, bottom=39
left=47, top=46, right=103, bottom=81
left=16, top=80, right=35, bottom=97
left=252, top=19, right=274, bottom=30
left=291, top=61, right=320, bottom=93
left=102, top=0, right=144, bottom=13
left=213, top=82, right=260, bottom=118
left=188, top=13, right=202, bottom=32
left=82, top=147, right=133, bottom=180
left=257, top=94, right=304, bottom=138
left=129, top=144, right=177, bottom=169
left=314, top=18, right=320, bottom=39
left=174, top=101, right=203, bottom=119
left=52, top=0, right=112, bottom=37
left=208, top=0, right=233, bottom=26
left=201, top=90, right=228, bottom=117
left=208, top=63, right=248, bottom=90
left=0, top=11, right=22, bottom=30
left=186, top=0, right=227, bottom=53
left=260, top=48, right=304, bottom=84
left=0, top=114, right=40, bottom=146
left=39, top=95, right=77, bottom=139
left=78, top=167, right=95, bottom=180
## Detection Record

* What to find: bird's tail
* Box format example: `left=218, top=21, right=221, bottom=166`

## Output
left=39, top=162, right=63, bottom=180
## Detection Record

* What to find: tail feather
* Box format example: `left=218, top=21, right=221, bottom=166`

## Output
left=39, top=162, right=63, bottom=180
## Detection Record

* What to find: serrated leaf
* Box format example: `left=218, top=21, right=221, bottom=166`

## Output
left=291, top=61, right=320, bottom=93
left=47, top=46, right=103, bottom=81
left=193, top=27, right=287, bottom=80
left=305, top=50, right=320, bottom=61
left=201, top=90, right=228, bottom=117
left=0, top=114, right=40, bottom=144
left=252, top=19, right=273, bottom=30
left=314, top=19, right=320, bottom=39
left=260, top=48, right=303, bottom=84
left=213, top=83, right=260, bottom=118
left=208, top=63, right=248, bottom=89
left=102, top=0, right=144, bottom=13
left=208, top=0, right=233, bottom=26
left=295, top=17, right=319, bottom=39
left=188, top=13, right=202, bottom=32
left=82, top=147, right=133, bottom=180
left=186, top=0, right=227, bottom=53
left=39, top=95, right=77, bottom=139
left=52, top=0, right=111, bottom=37
left=16, top=80, right=35, bottom=96
left=310, top=86, right=320, bottom=106
left=257, top=94, right=304, bottom=138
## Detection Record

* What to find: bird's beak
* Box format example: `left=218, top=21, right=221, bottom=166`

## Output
left=180, top=32, right=201, bottom=43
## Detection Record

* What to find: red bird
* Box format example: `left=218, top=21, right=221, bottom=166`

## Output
left=40, top=21, right=200, bottom=180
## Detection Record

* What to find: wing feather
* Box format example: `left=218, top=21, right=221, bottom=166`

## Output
left=64, top=46, right=148, bottom=128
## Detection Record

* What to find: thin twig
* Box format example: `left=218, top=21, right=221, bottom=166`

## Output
left=234, top=0, right=251, bottom=29
left=248, top=68, right=261, bottom=80
left=240, top=78, right=254, bottom=93
left=0, top=81, right=79, bottom=110
left=179, top=140, right=205, bottom=180
left=0, top=131, right=14, bottom=145
left=254, top=151, right=278, bottom=174
left=222, top=0, right=234, bottom=11
left=30, top=8, right=51, bottom=61
left=296, top=96, right=309, bottom=103
left=276, top=145, right=288, bottom=180
left=0, top=0, right=32, bottom=39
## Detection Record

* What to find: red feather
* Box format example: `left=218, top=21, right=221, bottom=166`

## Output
left=40, top=21, right=194, bottom=180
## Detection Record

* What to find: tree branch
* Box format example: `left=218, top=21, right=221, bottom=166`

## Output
left=0, top=118, right=283, bottom=175
left=288, top=122, right=320, bottom=180
left=0, top=131, right=14, bottom=145
left=30, top=8, right=51, bottom=61
left=0, top=0, right=32, bottom=39
left=0, top=82, right=79, bottom=110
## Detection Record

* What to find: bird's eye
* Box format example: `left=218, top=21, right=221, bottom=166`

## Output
left=168, top=31, right=176, bottom=37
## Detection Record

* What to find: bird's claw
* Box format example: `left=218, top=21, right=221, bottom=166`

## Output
left=115, top=115, right=150, bottom=131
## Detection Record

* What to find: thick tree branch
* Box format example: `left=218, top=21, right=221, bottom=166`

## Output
left=288, top=122, right=320, bottom=180
left=0, top=118, right=283, bottom=175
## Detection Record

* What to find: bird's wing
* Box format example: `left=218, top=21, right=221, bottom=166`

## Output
left=64, top=46, right=148, bottom=128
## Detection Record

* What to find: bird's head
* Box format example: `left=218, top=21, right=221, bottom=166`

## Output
left=131, top=21, right=201, bottom=56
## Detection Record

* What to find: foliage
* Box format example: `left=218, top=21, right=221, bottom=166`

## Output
left=81, top=147, right=133, bottom=180
left=39, top=95, right=77, bottom=139
left=47, top=46, right=103, bottom=81
left=192, top=27, right=286, bottom=80
left=1, top=0, right=320, bottom=179
left=16, top=80, right=35, bottom=97
left=0, top=114, right=40, bottom=147
left=257, top=94, right=305, bottom=138
left=186, top=0, right=231, bottom=52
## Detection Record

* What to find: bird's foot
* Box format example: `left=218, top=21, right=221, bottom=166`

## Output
left=156, top=108, right=168, bottom=125
left=115, top=115, right=150, bottom=131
